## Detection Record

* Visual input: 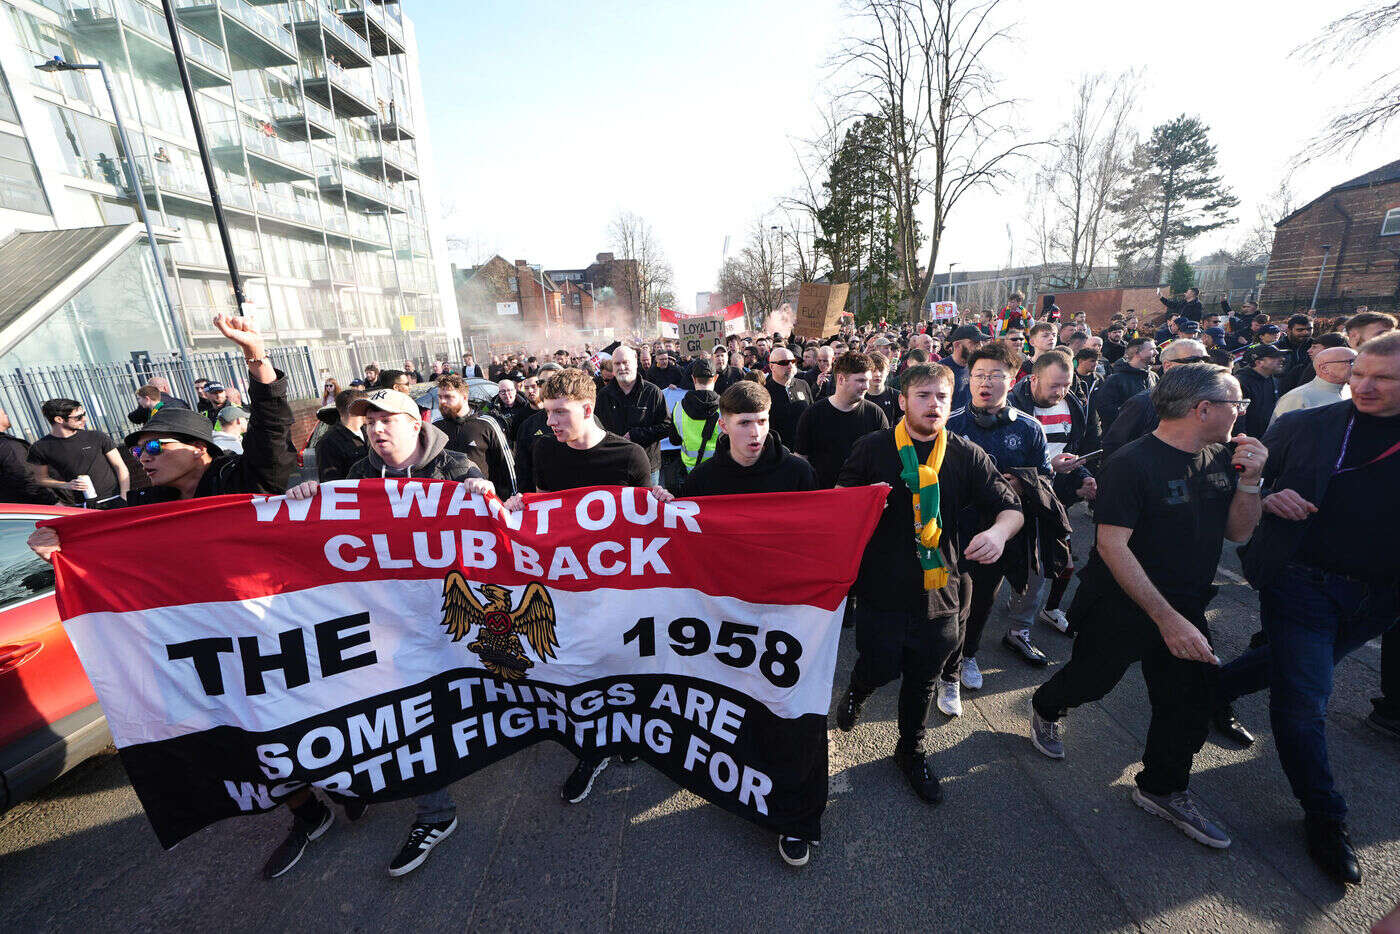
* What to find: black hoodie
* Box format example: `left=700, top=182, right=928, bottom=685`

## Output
left=681, top=433, right=816, bottom=496
left=1090, top=358, right=1156, bottom=432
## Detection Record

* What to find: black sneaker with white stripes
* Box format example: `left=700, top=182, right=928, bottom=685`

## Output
left=388, top=816, right=458, bottom=877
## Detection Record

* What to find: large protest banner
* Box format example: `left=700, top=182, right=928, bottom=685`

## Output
left=793, top=283, right=850, bottom=340
left=46, top=482, right=884, bottom=848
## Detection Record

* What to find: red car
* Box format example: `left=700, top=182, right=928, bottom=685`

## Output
left=0, top=503, right=110, bottom=811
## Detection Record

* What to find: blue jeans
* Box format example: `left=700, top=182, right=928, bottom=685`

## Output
left=1218, top=564, right=1399, bottom=820
left=414, top=787, right=456, bottom=823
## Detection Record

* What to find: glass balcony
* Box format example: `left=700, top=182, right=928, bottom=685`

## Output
left=369, top=113, right=412, bottom=141
left=264, top=96, right=335, bottom=140
left=288, top=0, right=372, bottom=68
left=174, top=0, right=297, bottom=68
left=67, top=0, right=232, bottom=90
left=300, top=56, right=377, bottom=118
left=334, top=0, right=403, bottom=57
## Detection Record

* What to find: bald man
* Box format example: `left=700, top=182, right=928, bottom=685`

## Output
left=1272, top=346, right=1355, bottom=421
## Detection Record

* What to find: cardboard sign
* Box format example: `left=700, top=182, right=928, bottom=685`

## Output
left=679, top=314, right=723, bottom=357
left=793, top=283, right=850, bottom=340
left=931, top=301, right=958, bottom=321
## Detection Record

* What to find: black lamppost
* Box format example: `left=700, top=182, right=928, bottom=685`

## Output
left=157, top=1, right=247, bottom=313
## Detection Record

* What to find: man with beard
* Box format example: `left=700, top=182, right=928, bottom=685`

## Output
left=597, top=346, right=670, bottom=486
left=941, top=324, right=990, bottom=414
left=435, top=373, right=514, bottom=498
left=835, top=363, right=1021, bottom=804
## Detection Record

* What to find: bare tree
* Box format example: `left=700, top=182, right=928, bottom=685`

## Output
left=834, top=0, right=1035, bottom=320
left=607, top=210, right=675, bottom=330
left=1032, top=72, right=1137, bottom=289
left=1295, top=2, right=1400, bottom=162
left=716, top=219, right=785, bottom=324
left=1231, top=176, right=1297, bottom=262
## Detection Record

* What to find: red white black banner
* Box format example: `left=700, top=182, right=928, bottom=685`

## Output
left=45, top=482, right=884, bottom=847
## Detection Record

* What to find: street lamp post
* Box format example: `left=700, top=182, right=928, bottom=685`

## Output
left=1310, top=244, right=1332, bottom=311
left=36, top=56, right=188, bottom=360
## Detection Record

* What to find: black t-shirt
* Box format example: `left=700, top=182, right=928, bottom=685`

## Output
left=1296, top=412, right=1400, bottom=581
left=28, top=430, right=120, bottom=499
left=1085, top=433, right=1235, bottom=601
left=794, top=398, right=889, bottom=488
left=531, top=431, right=651, bottom=492
left=838, top=429, right=1019, bottom=615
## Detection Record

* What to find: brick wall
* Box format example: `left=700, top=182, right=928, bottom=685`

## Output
left=1044, top=287, right=1164, bottom=330
left=1262, top=184, right=1400, bottom=314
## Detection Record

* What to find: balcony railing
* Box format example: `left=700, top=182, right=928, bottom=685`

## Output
left=174, top=0, right=296, bottom=56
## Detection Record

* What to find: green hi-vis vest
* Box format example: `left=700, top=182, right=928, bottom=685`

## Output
left=671, top=400, right=720, bottom=471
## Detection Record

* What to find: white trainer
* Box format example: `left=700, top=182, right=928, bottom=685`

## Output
left=959, top=657, right=983, bottom=691
left=1039, top=608, right=1071, bottom=633
left=937, top=678, right=962, bottom=717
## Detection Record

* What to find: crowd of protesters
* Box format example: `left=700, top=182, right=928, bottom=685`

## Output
left=8, top=292, right=1399, bottom=886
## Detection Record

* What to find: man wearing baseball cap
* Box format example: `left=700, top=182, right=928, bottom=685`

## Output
left=201, top=382, right=229, bottom=424
left=285, top=385, right=494, bottom=878
left=1236, top=344, right=1287, bottom=437
left=211, top=404, right=250, bottom=455
left=1201, top=327, right=1231, bottom=366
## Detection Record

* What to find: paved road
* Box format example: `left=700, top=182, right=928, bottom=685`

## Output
left=2, top=516, right=1397, bottom=932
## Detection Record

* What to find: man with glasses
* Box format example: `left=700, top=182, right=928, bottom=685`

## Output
left=763, top=346, right=812, bottom=447
left=29, top=399, right=129, bottom=507
left=1100, top=340, right=1210, bottom=463
left=1030, top=364, right=1266, bottom=850
left=944, top=342, right=1054, bottom=699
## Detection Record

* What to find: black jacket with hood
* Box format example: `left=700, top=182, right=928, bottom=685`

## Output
left=127, top=372, right=294, bottom=506
left=596, top=378, right=670, bottom=472
left=1091, top=359, right=1156, bottom=432
left=347, top=421, right=484, bottom=482
left=436, top=410, right=515, bottom=497
left=681, top=433, right=816, bottom=496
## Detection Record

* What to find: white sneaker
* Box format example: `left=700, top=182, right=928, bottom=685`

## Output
left=1039, top=609, right=1070, bottom=633
left=937, top=678, right=962, bottom=717
left=959, top=657, right=983, bottom=691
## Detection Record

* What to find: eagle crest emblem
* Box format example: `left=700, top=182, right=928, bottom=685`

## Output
left=441, top=571, right=559, bottom=680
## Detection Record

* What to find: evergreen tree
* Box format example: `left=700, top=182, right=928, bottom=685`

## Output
left=814, top=117, right=910, bottom=324
left=1110, top=115, right=1239, bottom=284
left=1166, top=254, right=1196, bottom=294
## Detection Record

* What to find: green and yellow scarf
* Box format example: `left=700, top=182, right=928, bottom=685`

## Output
left=895, top=418, right=949, bottom=589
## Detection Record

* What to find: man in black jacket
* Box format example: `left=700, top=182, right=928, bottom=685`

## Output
left=1235, top=344, right=1286, bottom=438
left=1091, top=337, right=1158, bottom=433
left=1100, top=322, right=1128, bottom=364
left=596, top=346, right=671, bottom=485
left=1159, top=286, right=1203, bottom=323
left=488, top=379, right=531, bottom=443
left=0, top=408, right=55, bottom=504
left=762, top=345, right=812, bottom=446
left=679, top=379, right=816, bottom=867
left=1217, top=332, right=1400, bottom=884
left=316, top=389, right=368, bottom=482
left=435, top=374, right=514, bottom=498
left=645, top=349, right=688, bottom=390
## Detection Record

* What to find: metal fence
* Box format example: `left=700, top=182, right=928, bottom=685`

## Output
left=0, top=334, right=465, bottom=444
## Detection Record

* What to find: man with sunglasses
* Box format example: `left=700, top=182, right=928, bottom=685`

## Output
left=1100, top=340, right=1211, bottom=463
left=29, top=399, right=129, bottom=507
left=762, top=346, right=812, bottom=447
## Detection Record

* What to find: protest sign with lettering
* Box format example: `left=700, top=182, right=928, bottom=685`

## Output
left=793, top=283, right=850, bottom=340
left=45, top=482, right=884, bottom=848
left=678, top=314, right=722, bottom=357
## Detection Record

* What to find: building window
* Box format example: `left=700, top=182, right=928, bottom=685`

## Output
left=0, top=132, right=49, bottom=214
left=508, top=276, right=517, bottom=291
left=1382, top=207, right=1400, bottom=237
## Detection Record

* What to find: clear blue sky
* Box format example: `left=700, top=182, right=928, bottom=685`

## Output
left=411, top=0, right=1397, bottom=310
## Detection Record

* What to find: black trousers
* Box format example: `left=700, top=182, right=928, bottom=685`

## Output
left=850, top=602, right=961, bottom=753
left=1032, top=586, right=1215, bottom=796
